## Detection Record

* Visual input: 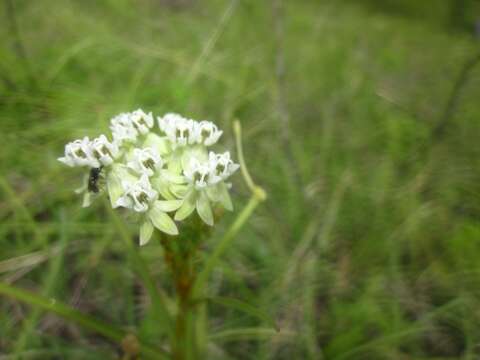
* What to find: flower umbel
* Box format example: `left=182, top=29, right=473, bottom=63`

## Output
left=59, top=109, right=240, bottom=245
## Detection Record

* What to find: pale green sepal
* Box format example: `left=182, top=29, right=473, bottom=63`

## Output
left=217, top=183, right=233, bottom=211
left=174, top=191, right=196, bottom=221
left=106, top=172, right=122, bottom=208
left=151, top=177, right=175, bottom=200
left=143, top=133, right=171, bottom=156
left=163, top=171, right=187, bottom=184
left=181, top=145, right=208, bottom=171
left=139, top=220, right=154, bottom=246
left=206, top=184, right=232, bottom=211
left=82, top=192, right=93, bottom=208
left=154, top=199, right=183, bottom=212
left=149, top=204, right=178, bottom=236
left=197, top=191, right=214, bottom=226
left=107, top=165, right=134, bottom=208
left=170, top=184, right=190, bottom=198
left=167, top=151, right=183, bottom=175
left=74, top=174, right=88, bottom=194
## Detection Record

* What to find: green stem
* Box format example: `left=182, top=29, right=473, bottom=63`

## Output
left=108, top=205, right=175, bottom=336
left=163, top=237, right=196, bottom=360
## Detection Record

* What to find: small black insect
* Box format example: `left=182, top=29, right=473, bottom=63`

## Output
left=88, top=166, right=103, bottom=193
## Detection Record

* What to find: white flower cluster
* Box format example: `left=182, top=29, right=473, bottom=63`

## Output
left=59, top=110, right=239, bottom=245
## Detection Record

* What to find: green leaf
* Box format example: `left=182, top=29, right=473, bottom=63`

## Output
left=196, top=191, right=213, bottom=226
left=139, top=220, right=154, bottom=246
left=149, top=206, right=178, bottom=235
left=0, top=282, right=169, bottom=359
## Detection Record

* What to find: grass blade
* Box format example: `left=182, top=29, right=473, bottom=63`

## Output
left=0, top=282, right=169, bottom=359
left=204, top=296, right=278, bottom=331
left=209, top=327, right=292, bottom=343
left=193, top=195, right=261, bottom=296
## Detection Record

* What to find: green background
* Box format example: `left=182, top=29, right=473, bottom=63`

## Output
left=2, top=0, right=480, bottom=358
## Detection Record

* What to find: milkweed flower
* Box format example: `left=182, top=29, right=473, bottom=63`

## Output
left=158, top=113, right=196, bottom=147
left=175, top=151, right=239, bottom=225
left=127, top=147, right=163, bottom=177
left=58, top=137, right=96, bottom=167
left=59, top=109, right=240, bottom=245
left=91, top=135, right=119, bottom=166
left=194, top=121, right=223, bottom=146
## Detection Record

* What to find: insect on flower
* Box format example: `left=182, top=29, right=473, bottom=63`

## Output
left=88, top=166, right=104, bottom=193
left=59, top=109, right=240, bottom=245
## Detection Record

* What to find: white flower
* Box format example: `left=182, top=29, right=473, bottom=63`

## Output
left=130, top=109, right=154, bottom=135
left=127, top=147, right=163, bottom=177
left=208, top=151, right=240, bottom=183
left=91, top=135, right=119, bottom=166
left=174, top=152, right=239, bottom=226
left=114, top=173, right=181, bottom=244
left=194, top=121, right=223, bottom=146
left=110, top=113, right=138, bottom=144
left=58, top=137, right=98, bottom=167
left=184, top=157, right=212, bottom=189
left=115, top=174, right=158, bottom=213
left=59, top=108, right=241, bottom=243
left=158, top=113, right=195, bottom=147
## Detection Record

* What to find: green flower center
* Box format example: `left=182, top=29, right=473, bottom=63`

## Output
left=143, top=158, right=155, bottom=170
left=74, top=149, right=87, bottom=158
left=137, top=192, right=149, bottom=204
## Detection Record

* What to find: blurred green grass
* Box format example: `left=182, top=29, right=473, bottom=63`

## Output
left=2, top=0, right=480, bottom=358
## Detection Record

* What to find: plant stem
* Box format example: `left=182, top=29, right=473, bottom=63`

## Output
left=163, top=237, right=197, bottom=360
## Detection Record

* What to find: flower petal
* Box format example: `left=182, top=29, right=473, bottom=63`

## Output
left=151, top=177, right=175, bottom=200
left=149, top=205, right=179, bottom=236
left=174, top=191, right=196, bottom=221
left=154, top=199, right=183, bottom=212
left=217, top=183, right=233, bottom=211
left=82, top=192, right=93, bottom=208
left=143, top=133, right=172, bottom=156
left=107, top=167, right=125, bottom=208
left=140, top=220, right=154, bottom=246
left=170, top=184, right=190, bottom=198
left=196, top=191, right=214, bottom=226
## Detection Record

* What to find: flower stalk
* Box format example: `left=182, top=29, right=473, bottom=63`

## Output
left=56, top=111, right=266, bottom=358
